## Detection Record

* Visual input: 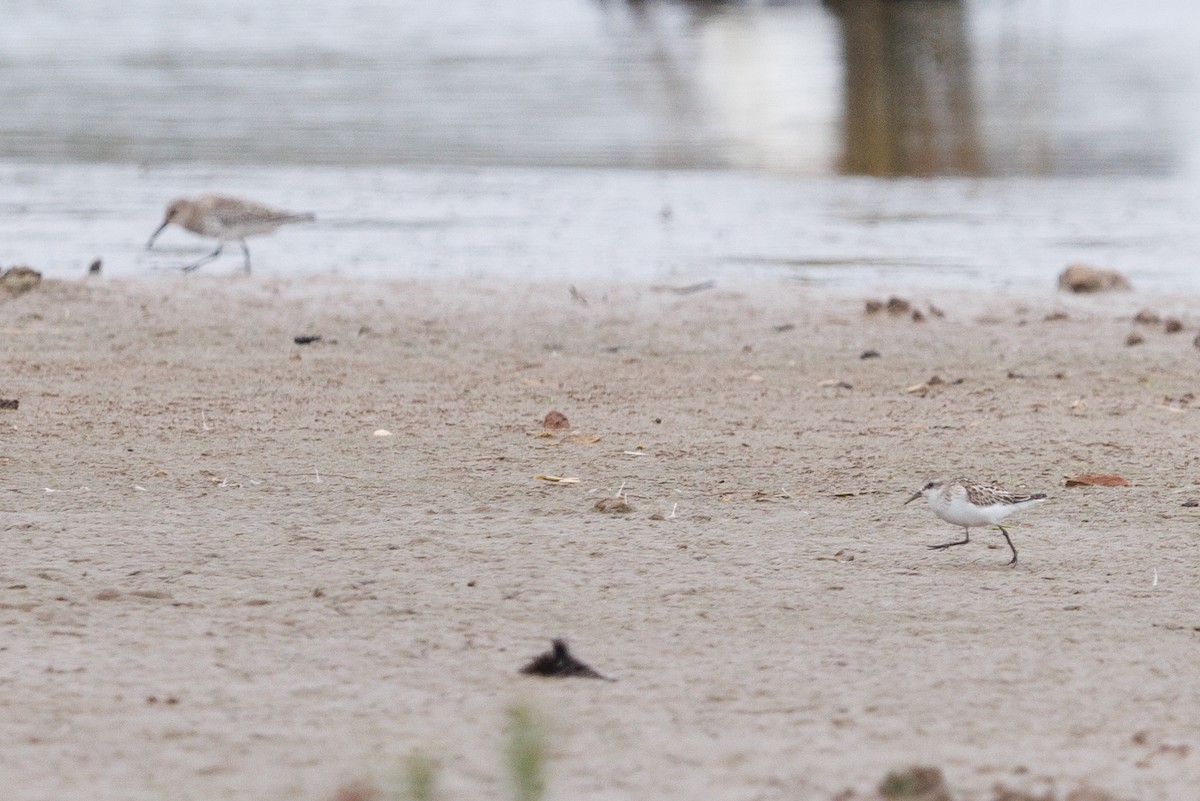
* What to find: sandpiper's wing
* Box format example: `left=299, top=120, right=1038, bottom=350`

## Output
left=199, top=195, right=302, bottom=226
left=962, top=481, right=1047, bottom=507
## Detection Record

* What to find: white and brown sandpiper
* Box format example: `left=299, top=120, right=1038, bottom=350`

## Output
left=146, top=194, right=315, bottom=273
left=905, top=478, right=1047, bottom=566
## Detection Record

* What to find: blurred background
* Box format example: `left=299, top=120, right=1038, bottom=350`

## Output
left=3, top=0, right=1198, bottom=178
left=4, top=0, right=1200, bottom=287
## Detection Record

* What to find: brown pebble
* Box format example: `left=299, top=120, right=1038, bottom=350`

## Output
left=877, top=765, right=952, bottom=801
left=0, top=398, right=18, bottom=410
left=593, top=497, right=633, bottom=514
left=886, top=296, right=911, bottom=314
left=1134, top=309, right=1161, bottom=325
left=0, top=265, right=42, bottom=295
left=1044, top=311, right=1069, bottom=321
left=542, top=410, right=570, bottom=430
left=1164, top=317, right=1183, bottom=334
left=865, top=299, right=883, bottom=314
left=1058, top=263, right=1131, bottom=293
left=329, top=781, right=383, bottom=801
left=911, top=309, right=925, bottom=322
left=1125, top=332, right=1145, bottom=346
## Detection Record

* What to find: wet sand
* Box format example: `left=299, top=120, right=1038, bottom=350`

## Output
left=3, top=274, right=1199, bottom=800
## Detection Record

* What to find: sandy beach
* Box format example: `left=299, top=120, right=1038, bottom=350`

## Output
left=3, top=273, right=1199, bottom=801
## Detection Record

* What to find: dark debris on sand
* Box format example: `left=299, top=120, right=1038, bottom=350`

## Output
left=519, top=639, right=614, bottom=681
left=878, top=766, right=953, bottom=801
left=834, top=766, right=1131, bottom=801
left=593, top=496, right=633, bottom=514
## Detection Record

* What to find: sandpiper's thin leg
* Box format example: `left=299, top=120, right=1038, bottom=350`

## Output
left=928, top=527, right=971, bottom=551
left=183, top=243, right=224, bottom=273
left=239, top=239, right=251, bottom=274
left=997, top=525, right=1018, bottom=566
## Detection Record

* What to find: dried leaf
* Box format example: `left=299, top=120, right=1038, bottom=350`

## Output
left=535, top=475, right=580, bottom=484
left=562, top=434, right=601, bottom=444
left=1064, top=474, right=1130, bottom=488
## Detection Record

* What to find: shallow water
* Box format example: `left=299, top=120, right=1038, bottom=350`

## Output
left=5, top=162, right=1200, bottom=291
left=2, top=0, right=1199, bottom=176
left=4, top=1, right=1200, bottom=288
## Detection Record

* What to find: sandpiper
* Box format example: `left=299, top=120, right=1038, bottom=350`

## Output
left=905, top=478, right=1047, bottom=566
left=146, top=195, right=315, bottom=273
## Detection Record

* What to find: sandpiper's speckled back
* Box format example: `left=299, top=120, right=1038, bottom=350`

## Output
left=169, top=195, right=315, bottom=241
left=958, top=479, right=1046, bottom=508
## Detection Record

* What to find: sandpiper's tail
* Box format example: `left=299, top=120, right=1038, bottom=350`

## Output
left=1013, top=493, right=1048, bottom=504
left=283, top=212, right=316, bottom=224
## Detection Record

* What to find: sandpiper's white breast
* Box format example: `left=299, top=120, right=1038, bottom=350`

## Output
left=927, top=485, right=1042, bottom=527
left=935, top=493, right=1010, bottom=526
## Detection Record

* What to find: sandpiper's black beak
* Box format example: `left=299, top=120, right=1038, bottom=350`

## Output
left=146, top=219, right=170, bottom=250
left=903, top=490, right=923, bottom=505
